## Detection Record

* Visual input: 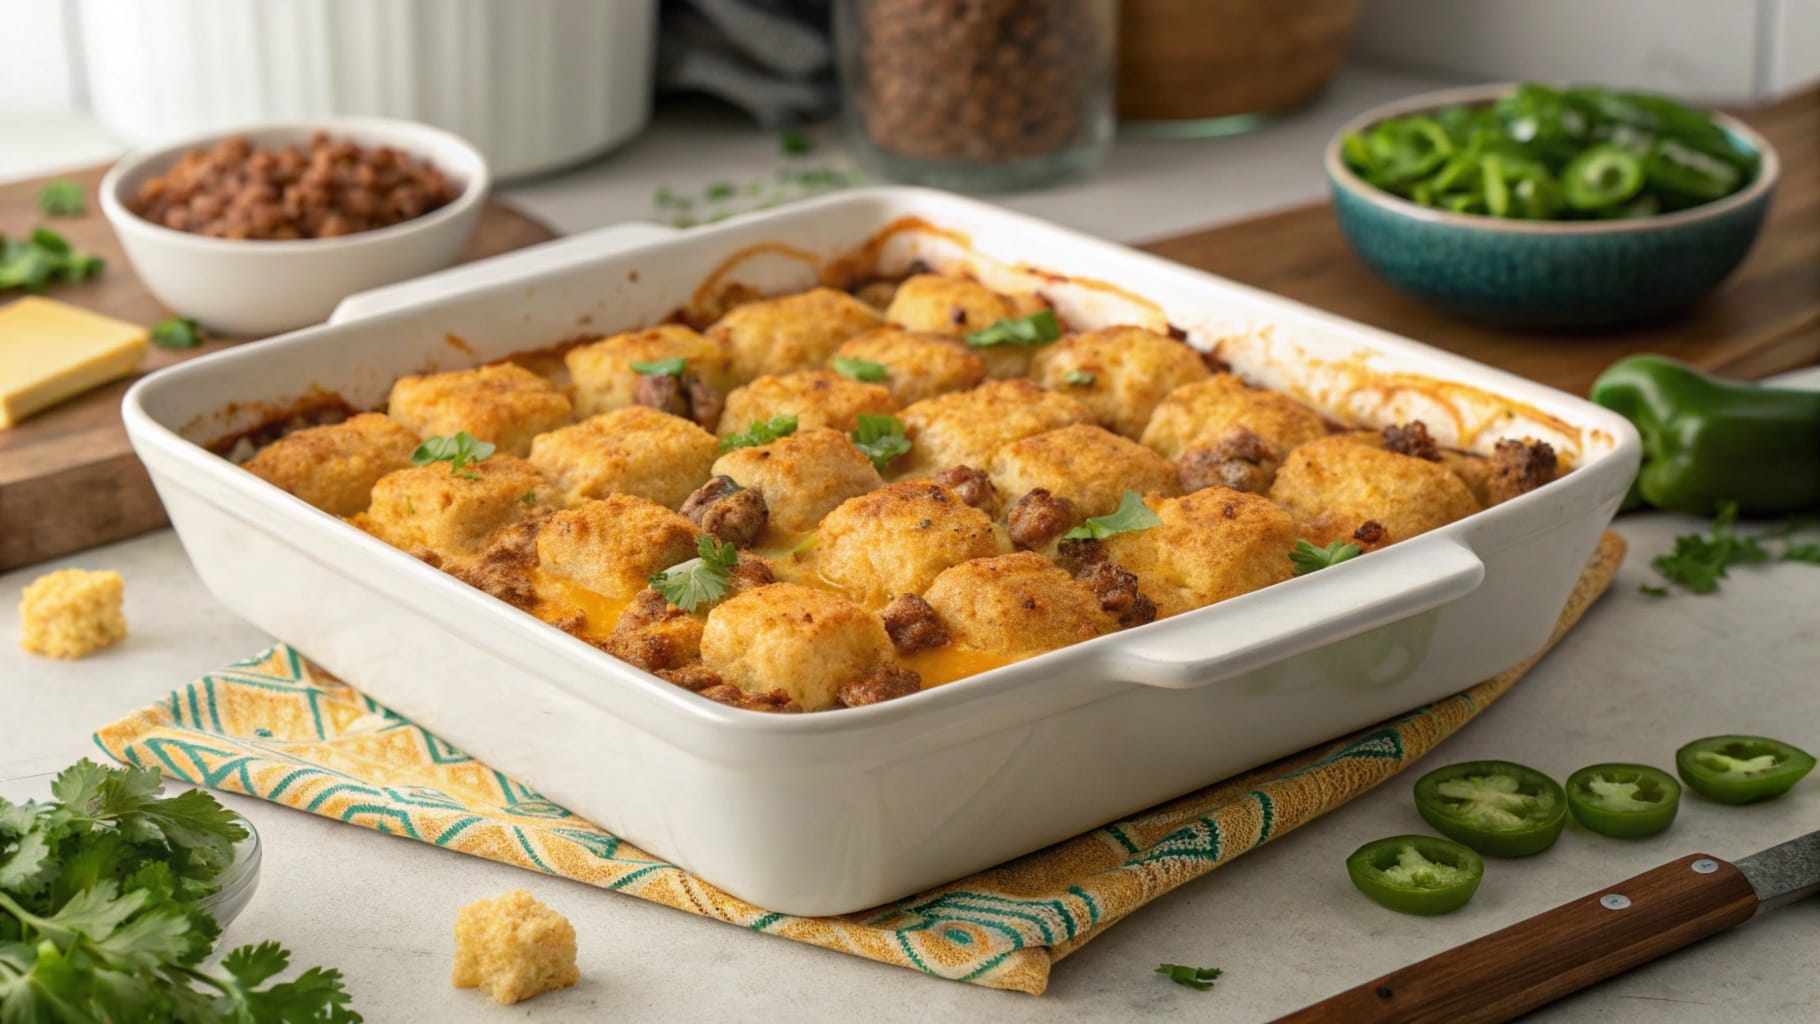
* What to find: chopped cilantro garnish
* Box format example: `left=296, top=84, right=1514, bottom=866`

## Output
left=630, top=356, right=687, bottom=377
left=1155, top=963, right=1223, bottom=992
left=649, top=535, right=741, bottom=612
left=780, top=130, right=813, bottom=155
left=966, top=310, right=1062, bottom=348
left=412, top=431, right=495, bottom=479
left=519, top=491, right=537, bottom=506
left=832, top=356, right=888, bottom=382
left=1290, top=539, right=1363, bottom=575
left=1639, top=584, right=1670, bottom=597
left=852, top=414, right=911, bottom=471
left=38, top=179, right=86, bottom=217
left=0, top=227, right=103, bottom=291
left=1647, top=501, right=1768, bottom=594
left=1065, top=491, right=1160, bottom=540
left=1062, top=369, right=1096, bottom=386
left=705, top=182, right=736, bottom=200
left=151, top=316, right=204, bottom=349
left=718, top=415, right=798, bottom=453
left=1641, top=505, right=1820, bottom=594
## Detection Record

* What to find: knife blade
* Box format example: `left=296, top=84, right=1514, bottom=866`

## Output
left=1274, top=829, right=1820, bottom=1024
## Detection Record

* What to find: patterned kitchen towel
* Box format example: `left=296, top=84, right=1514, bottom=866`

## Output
left=94, top=533, right=1624, bottom=996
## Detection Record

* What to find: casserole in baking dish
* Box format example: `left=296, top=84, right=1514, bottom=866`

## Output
left=125, top=188, right=1638, bottom=915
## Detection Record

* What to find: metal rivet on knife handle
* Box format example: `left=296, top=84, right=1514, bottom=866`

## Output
left=1600, top=893, right=1630, bottom=910
left=1692, top=858, right=1718, bottom=874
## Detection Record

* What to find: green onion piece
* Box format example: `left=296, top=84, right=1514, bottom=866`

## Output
left=630, top=357, right=687, bottom=377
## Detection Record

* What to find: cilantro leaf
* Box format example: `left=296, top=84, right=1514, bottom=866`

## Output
left=38, top=179, right=86, bottom=217
left=629, top=357, right=686, bottom=377
left=411, top=431, right=495, bottom=479
left=966, top=310, right=1061, bottom=348
left=0, top=237, right=55, bottom=290
left=1646, top=501, right=1769, bottom=595
left=1289, top=539, right=1363, bottom=575
left=1062, top=369, right=1096, bottom=386
left=1782, top=542, right=1820, bottom=564
left=1639, top=584, right=1670, bottom=597
left=851, top=413, right=911, bottom=471
left=0, top=760, right=363, bottom=1021
left=832, top=356, right=888, bottom=383
left=718, top=415, right=798, bottom=453
left=152, top=317, right=205, bottom=349
left=780, top=130, right=813, bottom=155
left=0, top=228, right=103, bottom=292
left=649, top=535, right=741, bottom=613
left=1156, top=963, right=1223, bottom=991
left=1065, top=491, right=1160, bottom=541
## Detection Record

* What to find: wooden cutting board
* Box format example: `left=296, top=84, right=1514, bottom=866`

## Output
left=1143, top=87, right=1820, bottom=395
left=0, top=164, right=557, bottom=571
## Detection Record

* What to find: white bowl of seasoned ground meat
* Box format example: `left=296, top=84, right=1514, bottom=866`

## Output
left=101, top=117, right=489, bottom=337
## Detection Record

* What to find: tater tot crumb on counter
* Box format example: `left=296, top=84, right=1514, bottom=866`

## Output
left=451, top=889, right=580, bottom=1005
left=18, top=568, right=127, bottom=659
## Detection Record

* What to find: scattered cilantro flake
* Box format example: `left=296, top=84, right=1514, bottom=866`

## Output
left=705, top=182, right=736, bottom=200
left=1156, top=963, right=1223, bottom=991
left=38, top=179, right=86, bottom=217
left=780, top=130, right=813, bottom=155
left=0, top=758, right=361, bottom=1021
left=412, top=431, right=495, bottom=479
left=718, top=415, right=798, bottom=453
left=1642, top=505, right=1820, bottom=594
left=1062, top=369, right=1096, bottom=386
left=966, top=310, right=1062, bottom=348
left=1639, top=584, right=1670, bottom=597
left=1290, top=539, right=1363, bottom=575
left=832, top=356, right=888, bottom=383
left=1646, top=501, right=1768, bottom=595
left=520, top=491, right=537, bottom=506
left=151, top=317, right=204, bottom=349
left=649, top=535, right=741, bottom=612
left=852, top=413, right=911, bottom=471
left=630, top=356, right=687, bottom=377
left=1065, top=491, right=1161, bottom=541
left=1783, top=543, right=1820, bottom=564
left=0, top=227, right=103, bottom=291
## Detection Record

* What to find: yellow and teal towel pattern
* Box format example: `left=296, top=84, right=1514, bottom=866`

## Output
left=95, top=534, right=1622, bottom=996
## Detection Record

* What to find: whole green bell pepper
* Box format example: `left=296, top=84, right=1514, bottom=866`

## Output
left=1590, top=355, right=1820, bottom=516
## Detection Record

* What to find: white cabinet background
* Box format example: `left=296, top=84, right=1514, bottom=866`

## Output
left=2, top=0, right=1817, bottom=123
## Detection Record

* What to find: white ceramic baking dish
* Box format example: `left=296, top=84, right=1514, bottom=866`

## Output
left=124, top=188, right=1639, bottom=916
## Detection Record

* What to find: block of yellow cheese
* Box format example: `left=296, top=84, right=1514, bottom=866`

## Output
left=0, top=297, right=148, bottom=428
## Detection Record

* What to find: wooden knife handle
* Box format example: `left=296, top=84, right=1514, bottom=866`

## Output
left=1275, top=853, right=1759, bottom=1024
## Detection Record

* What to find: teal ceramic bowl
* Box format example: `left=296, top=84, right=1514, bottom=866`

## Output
left=1325, top=83, right=1778, bottom=329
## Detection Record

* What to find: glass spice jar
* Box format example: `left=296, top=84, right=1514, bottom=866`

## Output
left=835, top=0, right=1117, bottom=193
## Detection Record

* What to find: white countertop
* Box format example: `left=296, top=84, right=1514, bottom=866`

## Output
left=5, top=61, right=1820, bottom=1022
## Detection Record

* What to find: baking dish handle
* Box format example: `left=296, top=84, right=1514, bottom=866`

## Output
left=1104, top=538, right=1486, bottom=690
left=328, top=221, right=681, bottom=324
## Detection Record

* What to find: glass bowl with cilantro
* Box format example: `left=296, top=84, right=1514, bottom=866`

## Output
left=1, top=766, right=262, bottom=929
left=1324, top=82, right=1778, bottom=328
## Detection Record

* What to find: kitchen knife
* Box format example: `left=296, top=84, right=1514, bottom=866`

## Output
left=1275, top=830, right=1820, bottom=1024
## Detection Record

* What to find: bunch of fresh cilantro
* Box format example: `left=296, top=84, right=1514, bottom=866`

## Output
left=0, top=759, right=359, bottom=1022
